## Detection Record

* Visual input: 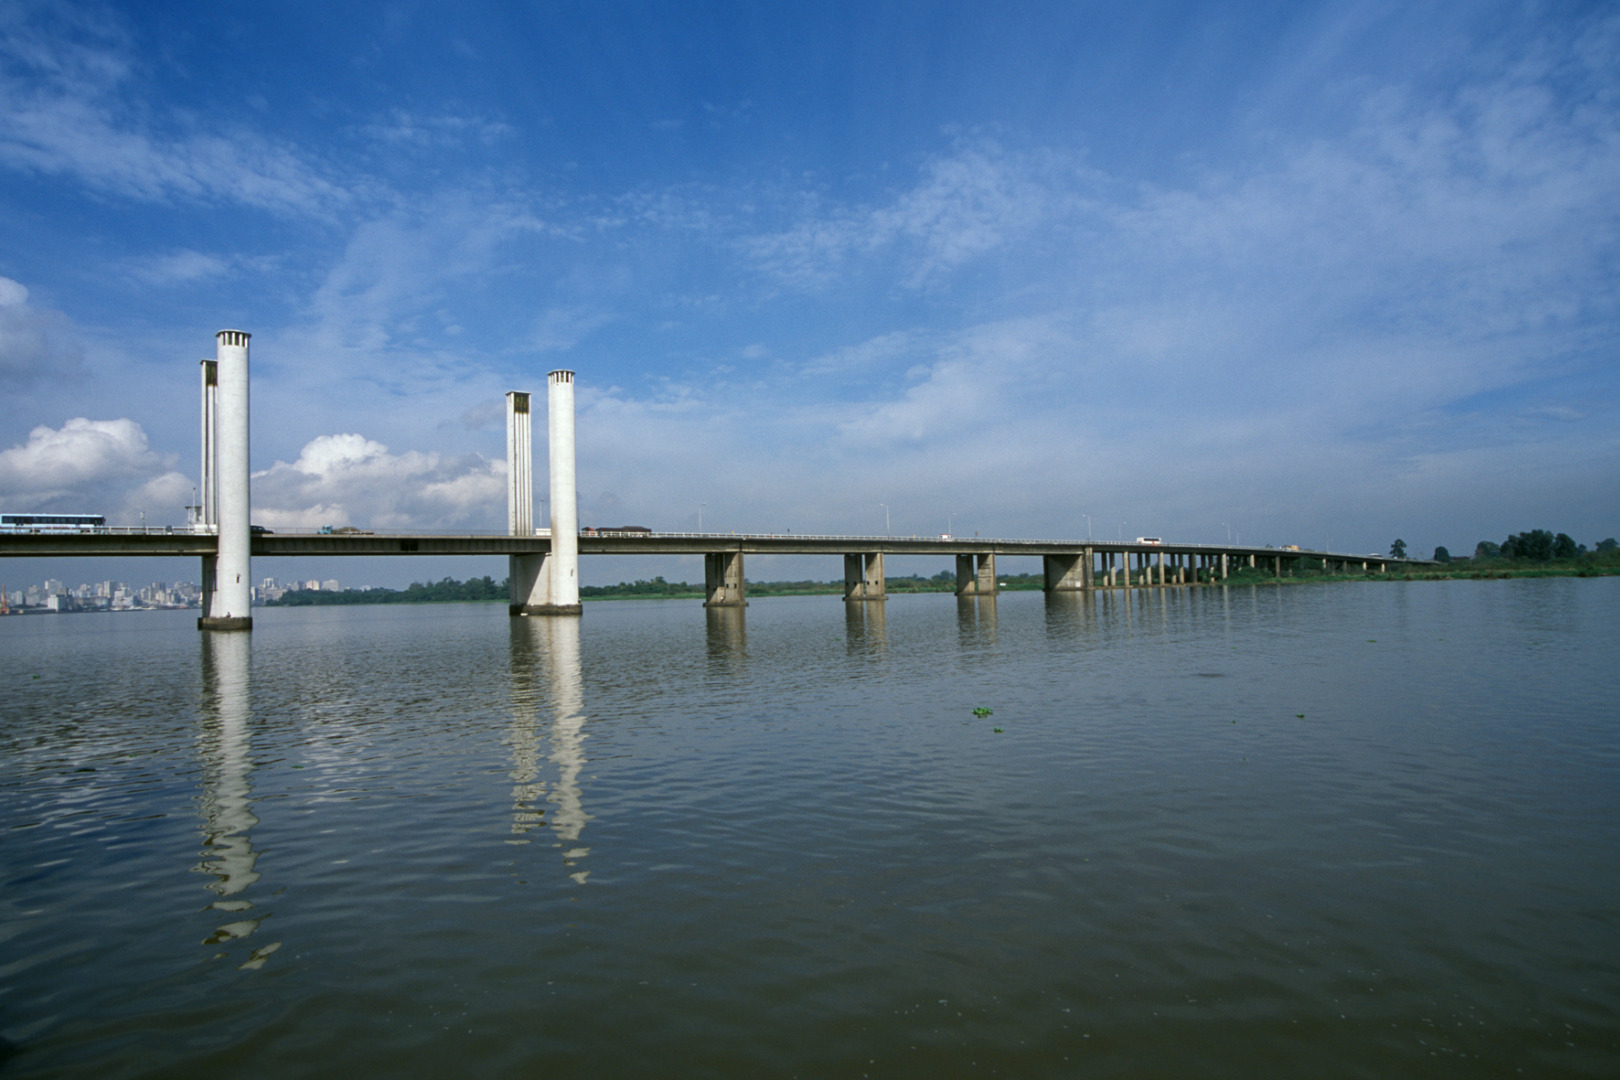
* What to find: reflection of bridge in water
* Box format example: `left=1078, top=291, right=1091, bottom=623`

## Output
left=508, top=618, right=591, bottom=884
left=195, top=632, right=282, bottom=969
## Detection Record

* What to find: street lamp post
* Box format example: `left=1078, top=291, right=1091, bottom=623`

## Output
left=1082, top=513, right=1092, bottom=540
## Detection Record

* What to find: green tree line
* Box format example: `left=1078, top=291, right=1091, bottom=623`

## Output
left=266, top=570, right=1060, bottom=607
left=1434, top=531, right=1619, bottom=564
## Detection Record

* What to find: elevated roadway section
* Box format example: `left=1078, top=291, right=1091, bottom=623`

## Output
left=1, top=528, right=1420, bottom=608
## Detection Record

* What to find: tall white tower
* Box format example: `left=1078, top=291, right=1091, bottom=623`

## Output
left=507, top=390, right=548, bottom=615
left=545, top=370, right=582, bottom=614
left=200, top=330, right=252, bottom=631
left=198, top=358, right=219, bottom=615
left=506, top=391, right=533, bottom=535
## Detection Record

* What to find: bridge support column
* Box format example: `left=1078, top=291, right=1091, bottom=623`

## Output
left=844, top=552, right=886, bottom=601
left=705, top=551, right=747, bottom=607
left=956, top=553, right=997, bottom=596
left=1042, top=553, right=1090, bottom=593
left=1220, top=553, right=1229, bottom=581
left=541, top=371, right=583, bottom=616
left=200, top=556, right=217, bottom=621
left=509, top=553, right=553, bottom=615
left=199, top=330, right=252, bottom=632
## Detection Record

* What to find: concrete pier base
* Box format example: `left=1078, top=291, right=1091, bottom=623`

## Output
left=843, top=552, right=886, bottom=601
left=1043, top=552, right=1091, bottom=592
left=704, top=551, right=747, bottom=608
left=198, top=615, right=253, bottom=631
left=956, top=553, right=997, bottom=596
left=509, top=551, right=581, bottom=616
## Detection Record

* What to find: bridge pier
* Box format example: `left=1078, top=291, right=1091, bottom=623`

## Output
left=1042, top=550, right=1092, bottom=593
left=509, top=552, right=567, bottom=616
left=956, top=553, right=997, bottom=596
left=541, top=371, right=583, bottom=615
left=705, top=551, right=747, bottom=607
left=844, top=552, right=886, bottom=602
left=198, top=330, right=252, bottom=632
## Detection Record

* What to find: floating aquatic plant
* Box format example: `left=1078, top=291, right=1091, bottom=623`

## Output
left=973, top=707, right=993, bottom=717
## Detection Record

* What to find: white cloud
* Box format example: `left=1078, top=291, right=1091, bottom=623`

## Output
left=0, top=276, right=84, bottom=384
left=360, top=109, right=513, bottom=147
left=123, top=249, right=233, bottom=286
left=249, top=433, right=506, bottom=530
left=744, top=140, right=1084, bottom=290
left=0, top=417, right=178, bottom=520
left=0, top=4, right=346, bottom=215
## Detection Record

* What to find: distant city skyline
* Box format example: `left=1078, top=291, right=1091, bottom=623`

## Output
left=1, top=2, right=1616, bottom=589
left=4, top=573, right=345, bottom=612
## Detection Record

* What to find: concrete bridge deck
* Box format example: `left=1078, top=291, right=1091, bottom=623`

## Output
left=1, top=527, right=1418, bottom=610
left=0, top=527, right=1409, bottom=565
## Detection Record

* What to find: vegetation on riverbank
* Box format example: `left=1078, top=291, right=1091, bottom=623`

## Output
left=265, top=570, right=1058, bottom=606
left=1234, top=534, right=1620, bottom=584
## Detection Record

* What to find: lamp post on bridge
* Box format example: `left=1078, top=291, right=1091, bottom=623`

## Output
left=879, top=502, right=889, bottom=535
left=699, top=503, right=705, bottom=533
left=1082, top=514, right=1092, bottom=540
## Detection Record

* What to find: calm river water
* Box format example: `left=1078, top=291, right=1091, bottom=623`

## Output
left=2, top=579, right=1617, bottom=1078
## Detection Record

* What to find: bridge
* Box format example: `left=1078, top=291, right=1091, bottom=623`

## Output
left=0, top=527, right=1410, bottom=608
left=2, top=330, right=1419, bottom=626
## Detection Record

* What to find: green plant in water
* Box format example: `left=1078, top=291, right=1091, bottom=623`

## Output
left=993, top=727, right=1003, bottom=733
left=973, top=707, right=993, bottom=717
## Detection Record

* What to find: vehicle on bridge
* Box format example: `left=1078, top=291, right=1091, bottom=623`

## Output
left=1136, top=536, right=1163, bottom=545
left=0, top=513, right=105, bottom=532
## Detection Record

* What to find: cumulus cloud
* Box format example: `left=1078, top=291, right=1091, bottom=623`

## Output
left=0, top=416, right=182, bottom=521
left=0, top=276, right=84, bottom=384
left=249, top=433, right=506, bottom=530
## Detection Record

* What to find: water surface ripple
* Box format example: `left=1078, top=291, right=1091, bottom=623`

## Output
left=2, top=579, right=1617, bottom=1077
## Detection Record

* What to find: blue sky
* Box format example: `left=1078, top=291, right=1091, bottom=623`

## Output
left=2, top=1, right=1617, bottom=587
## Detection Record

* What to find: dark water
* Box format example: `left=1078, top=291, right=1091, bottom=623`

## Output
left=2, top=580, right=1617, bottom=1078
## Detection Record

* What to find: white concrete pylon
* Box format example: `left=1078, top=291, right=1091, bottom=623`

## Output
left=545, top=370, right=582, bottom=614
left=507, top=390, right=553, bottom=615
left=506, top=391, right=533, bottom=535
left=200, top=330, right=252, bottom=631
left=198, top=358, right=219, bottom=617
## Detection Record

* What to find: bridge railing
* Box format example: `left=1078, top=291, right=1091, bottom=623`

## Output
left=10, top=525, right=1405, bottom=561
